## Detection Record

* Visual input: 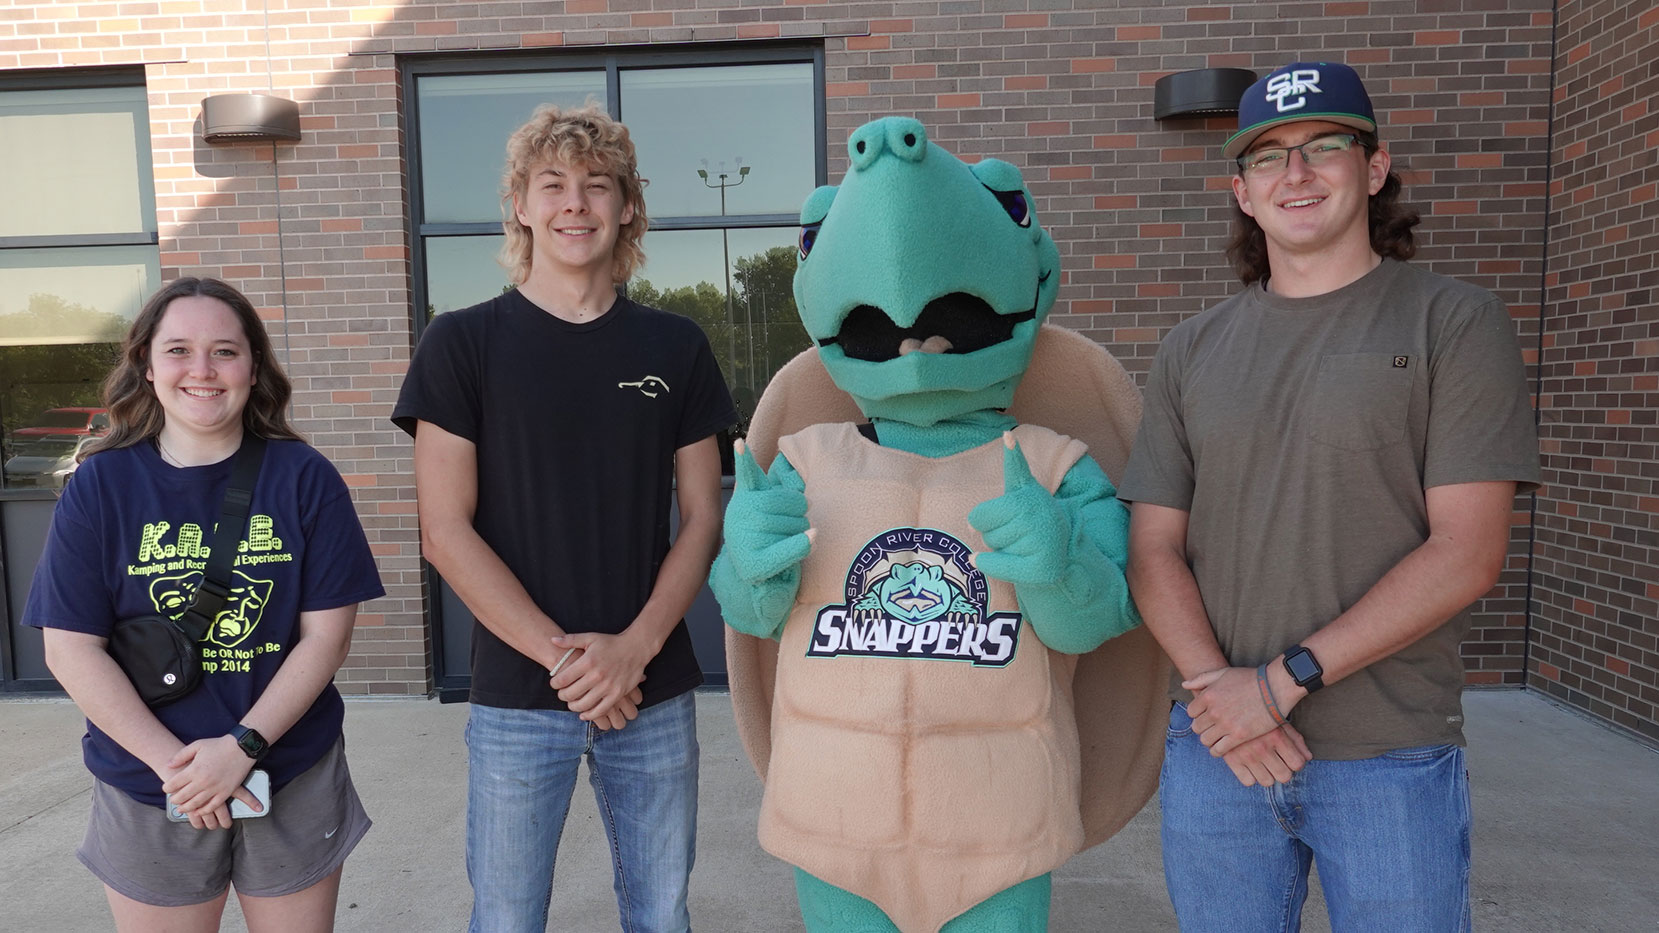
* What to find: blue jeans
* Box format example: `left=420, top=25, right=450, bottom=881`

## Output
left=1160, top=702, right=1470, bottom=933
left=465, top=691, right=699, bottom=933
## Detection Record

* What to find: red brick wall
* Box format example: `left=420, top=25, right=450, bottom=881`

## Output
left=1531, top=0, right=1659, bottom=744
left=2, top=0, right=1649, bottom=739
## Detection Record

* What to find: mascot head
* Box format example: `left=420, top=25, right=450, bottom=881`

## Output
left=792, top=117, right=1062, bottom=427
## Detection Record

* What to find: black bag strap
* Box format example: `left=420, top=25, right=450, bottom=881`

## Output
left=174, top=435, right=268, bottom=643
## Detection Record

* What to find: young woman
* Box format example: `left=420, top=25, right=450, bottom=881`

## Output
left=24, top=277, right=384, bottom=933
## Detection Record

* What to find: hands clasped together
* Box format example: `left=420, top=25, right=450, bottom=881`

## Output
left=160, top=735, right=262, bottom=830
left=548, top=631, right=648, bottom=732
left=1183, top=665, right=1313, bottom=787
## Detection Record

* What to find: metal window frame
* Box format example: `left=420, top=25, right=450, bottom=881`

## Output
left=400, top=42, right=827, bottom=700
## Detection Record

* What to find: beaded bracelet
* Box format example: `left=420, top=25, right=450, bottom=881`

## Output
left=1256, top=663, right=1288, bottom=727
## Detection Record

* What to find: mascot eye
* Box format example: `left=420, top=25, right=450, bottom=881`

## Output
left=799, top=223, right=821, bottom=260
left=990, top=188, right=1031, bottom=227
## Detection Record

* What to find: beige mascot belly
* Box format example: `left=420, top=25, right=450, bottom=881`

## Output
left=761, top=423, right=1084, bottom=931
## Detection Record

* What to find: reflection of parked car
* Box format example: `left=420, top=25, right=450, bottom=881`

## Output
left=14, top=407, right=110, bottom=440
left=3, top=433, right=96, bottom=489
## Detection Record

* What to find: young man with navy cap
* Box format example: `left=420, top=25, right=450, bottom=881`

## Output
left=1120, top=61, right=1539, bottom=929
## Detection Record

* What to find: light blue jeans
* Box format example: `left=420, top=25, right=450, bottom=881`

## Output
left=1160, top=702, right=1471, bottom=933
left=465, top=692, right=699, bottom=933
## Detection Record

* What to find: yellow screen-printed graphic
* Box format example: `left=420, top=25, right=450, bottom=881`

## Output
left=125, top=515, right=294, bottom=667
left=148, top=570, right=275, bottom=649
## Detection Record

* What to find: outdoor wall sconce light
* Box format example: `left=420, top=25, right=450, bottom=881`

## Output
left=1153, top=68, right=1258, bottom=120
left=201, top=93, right=301, bottom=143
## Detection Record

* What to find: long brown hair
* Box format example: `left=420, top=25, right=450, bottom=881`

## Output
left=80, top=277, right=303, bottom=460
left=1225, top=132, right=1420, bottom=286
left=499, top=103, right=649, bottom=286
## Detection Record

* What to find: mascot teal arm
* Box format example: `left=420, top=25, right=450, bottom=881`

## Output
left=707, top=443, right=809, bottom=640
left=969, top=439, right=1141, bottom=655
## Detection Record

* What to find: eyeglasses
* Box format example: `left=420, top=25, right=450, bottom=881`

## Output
left=1237, top=133, right=1362, bottom=177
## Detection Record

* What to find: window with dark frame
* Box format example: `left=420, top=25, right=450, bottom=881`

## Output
left=405, top=47, right=827, bottom=461
left=0, top=70, right=160, bottom=493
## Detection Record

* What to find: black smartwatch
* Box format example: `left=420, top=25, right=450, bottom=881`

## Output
left=1282, top=644, right=1324, bottom=693
left=229, top=724, right=270, bottom=762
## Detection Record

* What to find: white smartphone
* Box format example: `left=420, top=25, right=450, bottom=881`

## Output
left=167, top=769, right=271, bottom=822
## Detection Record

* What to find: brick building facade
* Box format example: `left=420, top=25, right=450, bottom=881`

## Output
left=1531, top=0, right=1659, bottom=742
left=0, top=1, right=1651, bottom=743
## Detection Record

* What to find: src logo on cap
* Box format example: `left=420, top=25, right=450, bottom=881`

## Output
left=1265, top=68, right=1323, bottom=113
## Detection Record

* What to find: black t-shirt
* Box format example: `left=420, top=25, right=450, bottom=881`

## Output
left=392, top=291, right=736, bottom=710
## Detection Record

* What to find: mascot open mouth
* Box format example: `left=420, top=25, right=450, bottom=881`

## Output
left=819, top=290, right=1039, bottom=363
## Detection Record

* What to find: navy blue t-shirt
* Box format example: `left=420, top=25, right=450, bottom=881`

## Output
left=23, top=438, right=385, bottom=806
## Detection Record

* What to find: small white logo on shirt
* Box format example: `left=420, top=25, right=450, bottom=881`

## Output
left=1266, top=69, right=1323, bottom=112
left=618, top=376, right=670, bottom=398
left=324, top=826, right=339, bottom=839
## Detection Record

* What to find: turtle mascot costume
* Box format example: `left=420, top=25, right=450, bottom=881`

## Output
left=709, top=116, right=1168, bottom=932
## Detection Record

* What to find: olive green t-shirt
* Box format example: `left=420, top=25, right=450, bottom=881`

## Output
left=1119, top=259, right=1540, bottom=759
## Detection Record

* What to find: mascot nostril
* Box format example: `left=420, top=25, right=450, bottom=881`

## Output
left=712, top=115, right=1169, bottom=932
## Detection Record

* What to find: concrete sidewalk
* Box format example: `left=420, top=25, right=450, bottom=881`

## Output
left=2, top=688, right=1655, bottom=932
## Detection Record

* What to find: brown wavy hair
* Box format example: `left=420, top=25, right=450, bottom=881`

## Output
left=499, top=103, right=649, bottom=286
left=80, top=277, right=303, bottom=461
left=1225, top=132, right=1420, bottom=286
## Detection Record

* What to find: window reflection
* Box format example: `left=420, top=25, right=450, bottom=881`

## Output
left=418, top=72, right=607, bottom=224
left=623, top=64, right=816, bottom=218
left=0, top=239, right=154, bottom=494
left=423, top=235, right=509, bottom=319
left=0, top=85, right=155, bottom=238
left=0, top=246, right=157, bottom=344
left=632, top=227, right=809, bottom=429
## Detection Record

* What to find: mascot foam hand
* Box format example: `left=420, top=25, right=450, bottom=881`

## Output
left=707, top=440, right=812, bottom=639
left=968, top=436, right=1069, bottom=584
left=969, top=434, right=1137, bottom=655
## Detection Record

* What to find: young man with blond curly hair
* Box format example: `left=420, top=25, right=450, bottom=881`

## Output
left=393, top=104, right=736, bottom=933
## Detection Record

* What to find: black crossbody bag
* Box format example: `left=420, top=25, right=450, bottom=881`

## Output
left=108, top=436, right=267, bottom=707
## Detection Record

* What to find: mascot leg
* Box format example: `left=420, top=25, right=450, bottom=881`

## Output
left=795, top=870, right=1052, bottom=933
left=796, top=869, right=897, bottom=933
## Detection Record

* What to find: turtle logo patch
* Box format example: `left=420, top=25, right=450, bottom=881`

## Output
left=806, top=528, right=1021, bottom=667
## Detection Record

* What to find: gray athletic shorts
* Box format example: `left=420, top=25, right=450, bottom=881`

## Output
left=77, top=736, right=371, bottom=907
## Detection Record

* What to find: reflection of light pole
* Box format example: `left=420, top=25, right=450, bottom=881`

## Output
left=757, top=289, right=769, bottom=393
left=697, top=159, right=749, bottom=386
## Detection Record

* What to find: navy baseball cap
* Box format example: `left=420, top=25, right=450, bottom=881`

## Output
left=1223, top=61, right=1377, bottom=158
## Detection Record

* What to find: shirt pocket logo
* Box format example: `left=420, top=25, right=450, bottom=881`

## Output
left=617, top=375, right=670, bottom=398
left=1309, top=353, right=1414, bottom=451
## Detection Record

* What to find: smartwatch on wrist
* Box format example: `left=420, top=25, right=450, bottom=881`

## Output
left=229, top=724, right=270, bottom=762
left=1282, top=644, right=1324, bottom=693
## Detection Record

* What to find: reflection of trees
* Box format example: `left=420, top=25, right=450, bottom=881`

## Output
left=0, top=293, right=131, bottom=344
left=629, top=245, right=809, bottom=430
left=0, top=294, right=125, bottom=458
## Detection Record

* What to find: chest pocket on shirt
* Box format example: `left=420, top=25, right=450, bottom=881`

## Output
left=1310, top=353, right=1414, bottom=451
